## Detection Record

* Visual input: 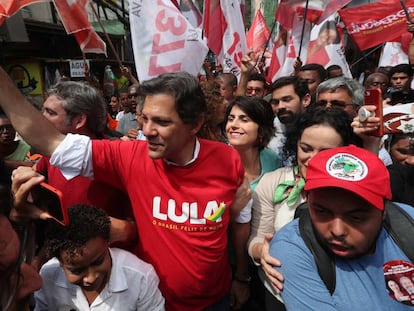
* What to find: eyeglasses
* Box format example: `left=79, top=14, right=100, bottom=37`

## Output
left=315, top=100, right=355, bottom=109
left=128, top=93, right=138, bottom=99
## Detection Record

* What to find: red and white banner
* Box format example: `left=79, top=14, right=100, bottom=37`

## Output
left=0, top=0, right=46, bottom=25
left=53, top=0, right=106, bottom=55
left=267, top=17, right=310, bottom=83
left=306, top=15, right=351, bottom=77
left=204, top=0, right=247, bottom=78
left=339, top=0, right=414, bottom=51
left=246, top=10, right=270, bottom=53
left=379, top=42, right=409, bottom=67
left=129, top=0, right=208, bottom=81
left=275, top=0, right=350, bottom=30
left=266, top=27, right=287, bottom=83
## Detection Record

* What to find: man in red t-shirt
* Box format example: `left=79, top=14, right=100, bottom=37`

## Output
left=4, top=70, right=250, bottom=311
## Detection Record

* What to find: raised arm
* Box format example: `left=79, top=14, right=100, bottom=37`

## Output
left=0, top=67, right=64, bottom=156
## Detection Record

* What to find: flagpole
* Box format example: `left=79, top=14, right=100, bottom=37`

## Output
left=257, top=18, right=278, bottom=67
left=298, top=0, right=310, bottom=59
left=89, top=2, right=123, bottom=69
left=400, top=0, right=413, bottom=23
left=349, top=43, right=385, bottom=68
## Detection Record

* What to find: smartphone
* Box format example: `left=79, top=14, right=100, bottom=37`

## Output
left=31, top=182, right=68, bottom=226
left=362, top=88, right=384, bottom=137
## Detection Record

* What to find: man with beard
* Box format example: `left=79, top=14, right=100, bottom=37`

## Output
left=269, top=145, right=414, bottom=310
left=267, top=76, right=311, bottom=159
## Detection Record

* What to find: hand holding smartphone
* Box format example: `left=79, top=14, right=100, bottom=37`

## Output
left=360, top=88, right=384, bottom=137
left=31, top=182, right=69, bottom=226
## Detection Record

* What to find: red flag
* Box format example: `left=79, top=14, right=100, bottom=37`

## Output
left=246, top=10, right=270, bottom=53
left=53, top=0, right=106, bottom=55
left=0, top=0, right=46, bottom=26
left=203, top=0, right=226, bottom=56
left=266, top=30, right=286, bottom=83
left=275, top=0, right=351, bottom=30
left=339, top=0, right=414, bottom=51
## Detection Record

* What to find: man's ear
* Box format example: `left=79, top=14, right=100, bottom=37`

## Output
left=73, top=114, right=87, bottom=130
left=191, top=115, right=205, bottom=135
left=302, top=93, right=311, bottom=108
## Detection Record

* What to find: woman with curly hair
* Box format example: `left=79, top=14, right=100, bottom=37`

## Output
left=198, top=80, right=228, bottom=142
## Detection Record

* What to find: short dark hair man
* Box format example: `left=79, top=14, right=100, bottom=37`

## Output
left=246, top=73, right=267, bottom=98
left=388, top=63, right=413, bottom=92
left=269, top=76, right=311, bottom=125
left=267, top=76, right=310, bottom=158
left=298, top=63, right=327, bottom=98
left=3, top=69, right=249, bottom=311
left=270, top=145, right=414, bottom=310
left=386, top=64, right=414, bottom=104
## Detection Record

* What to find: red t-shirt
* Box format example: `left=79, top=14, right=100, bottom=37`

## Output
left=91, top=139, right=244, bottom=311
left=36, top=157, right=132, bottom=221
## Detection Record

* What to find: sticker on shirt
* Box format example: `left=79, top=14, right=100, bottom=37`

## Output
left=384, top=260, right=414, bottom=305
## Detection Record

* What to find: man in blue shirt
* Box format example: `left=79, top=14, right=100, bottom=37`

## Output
left=270, top=145, right=414, bottom=310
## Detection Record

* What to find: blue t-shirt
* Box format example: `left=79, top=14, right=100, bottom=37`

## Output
left=270, top=203, right=414, bottom=311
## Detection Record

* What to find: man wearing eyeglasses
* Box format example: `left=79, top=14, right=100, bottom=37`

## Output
left=315, top=76, right=364, bottom=118
left=245, top=73, right=267, bottom=98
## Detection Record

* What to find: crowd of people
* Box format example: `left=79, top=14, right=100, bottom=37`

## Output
left=1, top=31, right=414, bottom=311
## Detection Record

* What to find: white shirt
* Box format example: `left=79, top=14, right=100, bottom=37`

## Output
left=34, top=248, right=165, bottom=311
left=50, top=134, right=201, bottom=180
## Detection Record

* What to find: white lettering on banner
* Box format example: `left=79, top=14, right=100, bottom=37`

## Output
left=348, top=8, right=414, bottom=34
left=70, top=60, right=89, bottom=78
left=152, top=196, right=222, bottom=224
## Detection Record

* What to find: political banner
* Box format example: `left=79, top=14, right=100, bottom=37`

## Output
left=129, top=0, right=208, bottom=81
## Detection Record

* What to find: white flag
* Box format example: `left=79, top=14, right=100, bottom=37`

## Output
left=306, top=14, right=352, bottom=77
left=379, top=42, right=409, bottom=68
left=129, top=0, right=208, bottom=81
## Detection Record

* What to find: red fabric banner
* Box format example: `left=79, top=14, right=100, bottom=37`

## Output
left=0, top=0, right=46, bottom=26
left=275, top=0, right=350, bottom=30
left=53, top=0, right=106, bottom=55
left=246, top=10, right=270, bottom=52
left=339, top=0, right=414, bottom=51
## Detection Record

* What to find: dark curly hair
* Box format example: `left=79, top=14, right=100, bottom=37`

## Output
left=44, top=205, right=110, bottom=261
left=283, top=107, right=361, bottom=163
left=224, top=96, right=275, bottom=150
left=198, top=80, right=226, bottom=142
